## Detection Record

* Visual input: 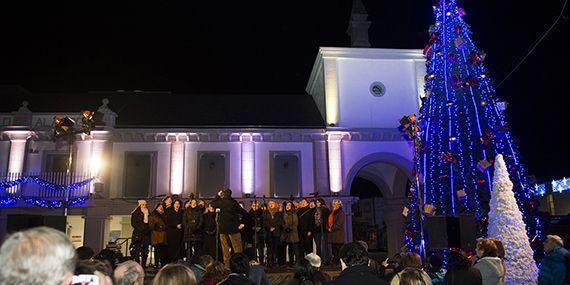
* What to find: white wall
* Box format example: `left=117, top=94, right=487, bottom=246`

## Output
left=255, top=142, right=315, bottom=197
left=184, top=142, right=242, bottom=196
left=337, top=58, right=421, bottom=128
left=341, top=141, right=414, bottom=192
left=66, top=215, right=85, bottom=248
left=110, top=142, right=171, bottom=198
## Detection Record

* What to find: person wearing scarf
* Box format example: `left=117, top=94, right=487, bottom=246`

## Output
left=313, top=198, right=331, bottom=264
left=131, top=200, right=151, bottom=268
left=327, top=199, right=345, bottom=265
left=263, top=200, right=283, bottom=267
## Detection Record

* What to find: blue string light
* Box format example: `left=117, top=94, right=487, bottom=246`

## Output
left=401, top=0, right=543, bottom=253
left=0, top=177, right=92, bottom=208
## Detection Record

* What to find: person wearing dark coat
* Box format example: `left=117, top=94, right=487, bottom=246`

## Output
left=327, top=199, right=345, bottom=265
left=249, top=201, right=265, bottom=264
left=149, top=202, right=168, bottom=268
left=328, top=242, right=388, bottom=285
left=165, top=199, right=184, bottom=263
left=130, top=200, right=151, bottom=268
left=539, top=235, right=569, bottom=285
left=184, top=199, right=204, bottom=261
left=444, top=250, right=482, bottom=285
left=210, top=189, right=249, bottom=266
left=202, top=203, right=221, bottom=260
left=297, top=199, right=316, bottom=257
left=314, top=198, right=330, bottom=263
left=263, top=200, right=283, bottom=267
left=238, top=202, right=254, bottom=253
left=282, top=201, right=300, bottom=266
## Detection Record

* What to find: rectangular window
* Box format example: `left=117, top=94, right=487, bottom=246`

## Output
left=44, top=153, right=69, bottom=173
left=270, top=152, right=301, bottom=197
left=197, top=152, right=228, bottom=198
left=123, top=152, right=155, bottom=198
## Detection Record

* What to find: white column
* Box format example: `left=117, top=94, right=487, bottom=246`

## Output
left=75, top=140, right=92, bottom=175
left=90, top=140, right=106, bottom=178
left=5, top=131, right=31, bottom=174
left=327, top=132, right=344, bottom=193
left=169, top=134, right=186, bottom=195
left=241, top=134, right=255, bottom=195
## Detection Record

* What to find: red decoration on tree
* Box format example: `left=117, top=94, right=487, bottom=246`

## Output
left=442, top=151, right=460, bottom=163
left=465, top=77, right=479, bottom=87
left=446, top=53, right=456, bottom=63
left=480, top=130, right=495, bottom=148
left=467, top=52, right=482, bottom=65
left=476, top=178, right=486, bottom=185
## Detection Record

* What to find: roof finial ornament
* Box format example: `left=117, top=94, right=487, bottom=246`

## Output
left=347, top=0, right=371, bottom=48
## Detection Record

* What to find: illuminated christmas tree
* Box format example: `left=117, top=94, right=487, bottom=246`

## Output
left=401, top=0, right=541, bottom=252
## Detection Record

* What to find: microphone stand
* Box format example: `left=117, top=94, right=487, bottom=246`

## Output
left=215, top=209, right=220, bottom=262
left=252, top=195, right=258, bottom=263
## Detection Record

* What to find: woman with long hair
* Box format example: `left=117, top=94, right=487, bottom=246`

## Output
left=327, top=199, right=345, bottom=265
left=165, top=199, right=184, bottom=263
left=282, top=201, right=300, bottom=266
left=150, top=202, right=168, bottom=268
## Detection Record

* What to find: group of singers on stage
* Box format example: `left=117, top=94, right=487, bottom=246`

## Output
left=130, top=188, right=346, bottom=268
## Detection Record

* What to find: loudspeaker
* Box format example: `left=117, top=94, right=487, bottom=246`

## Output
left=459, top=215, right=477, bottom=248
left=7, top=214, right=66, bottom=233
left=425, top=215, right=476, bottom=249
left=425, top=216, right=449, bottom=249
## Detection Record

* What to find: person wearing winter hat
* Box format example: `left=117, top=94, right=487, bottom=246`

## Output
left=285, top=253, right=331, bottom=285
left=131, top=200, right=151, bottom=268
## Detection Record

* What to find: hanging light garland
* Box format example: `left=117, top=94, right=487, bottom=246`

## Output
left=0, top=176, right=93, bottom=208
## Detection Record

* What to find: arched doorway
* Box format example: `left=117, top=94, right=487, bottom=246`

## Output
left=348, top=156, right=412, bottom=257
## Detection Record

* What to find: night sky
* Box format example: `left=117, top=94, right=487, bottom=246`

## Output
left=0, top=0, right=568, bottom=182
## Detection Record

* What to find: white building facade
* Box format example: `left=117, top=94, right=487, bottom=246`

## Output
left=0, top=47, right=425, bottom=256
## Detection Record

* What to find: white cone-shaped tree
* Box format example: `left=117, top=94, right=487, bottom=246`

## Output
left=488, top=154, right=538, bottom=284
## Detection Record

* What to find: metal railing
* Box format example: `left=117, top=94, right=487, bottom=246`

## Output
left=0, top=172, right=92, bottom=199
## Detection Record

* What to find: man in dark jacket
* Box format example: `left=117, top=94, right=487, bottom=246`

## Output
left=211, top=188, right=249, bottom=266
left=183, top=198, right=204, bottom=262
left=297, top=199, right=316, bottom=257
left=327, top=242, right=388, bottom=285
left=263, top=200, right=282, bottom=267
